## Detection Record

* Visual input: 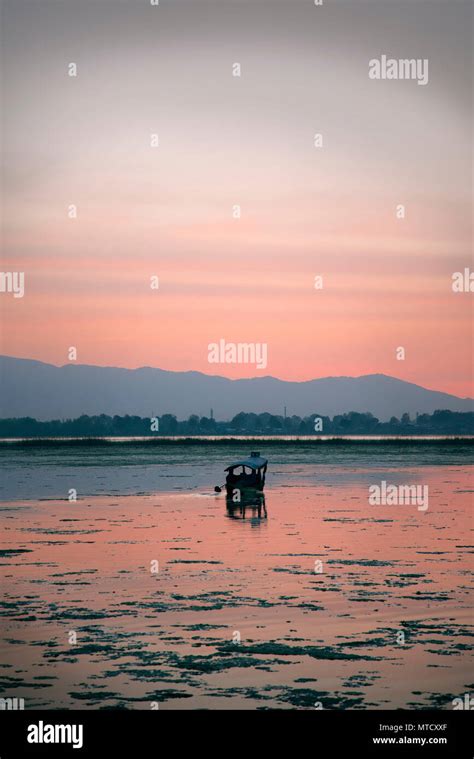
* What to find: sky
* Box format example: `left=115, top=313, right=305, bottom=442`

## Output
left=1, top=0, right=472, bottom=397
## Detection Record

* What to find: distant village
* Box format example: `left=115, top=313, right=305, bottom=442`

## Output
left=0, top=409, right=472, bottom=438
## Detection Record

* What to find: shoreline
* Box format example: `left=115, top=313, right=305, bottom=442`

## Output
left=0, top=435, right=473, bottom=447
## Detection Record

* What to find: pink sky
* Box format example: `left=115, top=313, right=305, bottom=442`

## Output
left=1, top=0, right=472, bottom=398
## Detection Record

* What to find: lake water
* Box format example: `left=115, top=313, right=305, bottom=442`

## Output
left=1, top=441, right=472, bottom=709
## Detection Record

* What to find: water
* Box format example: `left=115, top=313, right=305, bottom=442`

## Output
left=0, top=442, right=472, bottom=709
left=1, top=439, right=472, bottom=501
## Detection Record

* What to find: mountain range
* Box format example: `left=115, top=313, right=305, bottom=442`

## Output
left=0, top=355, right=472, bottom=422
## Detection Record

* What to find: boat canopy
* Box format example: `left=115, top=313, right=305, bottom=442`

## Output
left=225, top=452, right=268, bottom=471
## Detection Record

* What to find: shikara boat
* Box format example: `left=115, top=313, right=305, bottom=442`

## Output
left=223, top=451, right=268, bottom=495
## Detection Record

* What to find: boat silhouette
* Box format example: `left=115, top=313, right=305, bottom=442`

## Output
left=215, top=451, right=268, bottom=496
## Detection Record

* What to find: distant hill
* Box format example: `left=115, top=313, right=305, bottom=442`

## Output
left=0, top=355, right=472, bottom=421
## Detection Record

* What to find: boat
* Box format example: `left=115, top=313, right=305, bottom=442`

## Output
left=222, top=451, right=268, bottom=495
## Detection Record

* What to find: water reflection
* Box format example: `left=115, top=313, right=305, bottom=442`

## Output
left=225, top=491, right=267, bottom=521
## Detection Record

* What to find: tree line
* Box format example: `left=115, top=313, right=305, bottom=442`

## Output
left=0, top=409, right=472, bottom=437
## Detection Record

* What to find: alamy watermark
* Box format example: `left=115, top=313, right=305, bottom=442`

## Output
left=452, top=268, right=473, bottom=293
left=0, top=697, right=24, bottom=710
left=208, top=339, right=268, bottom=370
left=27, top=721, right=83, bottom=750
left=0, top=272, right=24, bottom=298
left=369, top=480, right=429, bottom=511
left=369, top=55, right=428, bottom=86
left=452, top=693, right=473, bottom=710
